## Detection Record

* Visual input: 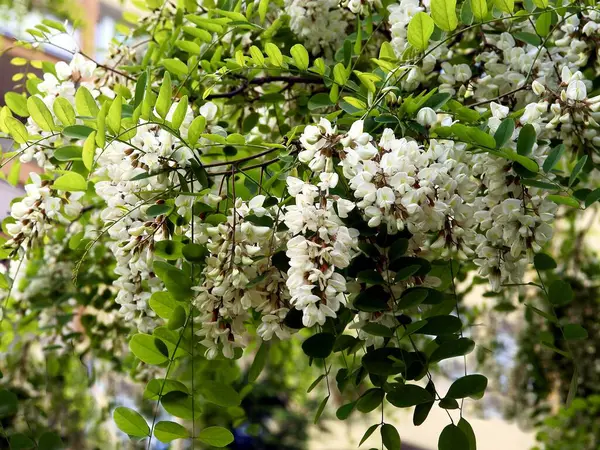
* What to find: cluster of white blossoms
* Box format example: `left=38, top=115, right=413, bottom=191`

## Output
left=294, top=117, right=556, bottom=292
left=284, top=177, right=359, bottom=328
left=284, top=0, right=349, bottom=56
left=6, top=172, right=83, bottom=251
left=193, top=196, right=291, bottom=358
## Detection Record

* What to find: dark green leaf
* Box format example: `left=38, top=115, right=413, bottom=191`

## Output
left=446, top=374, right=488, bottom=399
left=314, top=395, right=329, bottom=424
left=430, top=337, right=475, bottom=363
left=0, top=389, right=18, bottom=417
left=336, top=401, right=356, bottom=420
left=386, top=384, right=434, bottom=408
left=381, top=423, right=401, bottom=450
left=458, top=418, right=477, bottom=450
left=353, top=285, right=390, bottom=312
left=517, top=124, right=536, bottom=156
left=359, top=424, right=380, bottom=446
left=543, top=143, right=565, bottom=172
left=494, top=118, right=514, bottom=148
left=302, top=333, right=335, bottom=358
left=357, top=388, right=385, bottom=413
left=248, top=342, right=269, bottom=382
left=413, top=315, right=462, bottom=335
left=563, top=324, right=588, bottom=340
left=438, top=424, right=469, bottom=450
left=548, top=279, right=573, bottom=306
left=569, top=155, right=588, bottom=187
left=200, top=381, right=241, bottom=407
left=534, top=253, right=557, bottom=271
left=397, top=287, right=429, bottom=309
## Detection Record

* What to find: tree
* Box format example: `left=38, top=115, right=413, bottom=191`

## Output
left=1, top=0, right=600, bottom=448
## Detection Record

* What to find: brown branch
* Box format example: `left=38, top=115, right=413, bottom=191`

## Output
left=206, top=75, right=324, bottom=99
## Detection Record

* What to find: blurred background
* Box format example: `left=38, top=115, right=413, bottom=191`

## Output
left=1, top=1, right=598, bottom=449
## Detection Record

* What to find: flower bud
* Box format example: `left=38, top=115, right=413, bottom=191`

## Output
left=532, top=80, right=545, bottom=96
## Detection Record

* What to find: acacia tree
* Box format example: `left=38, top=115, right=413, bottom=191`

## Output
left=1, top=0, right=600, bottom=448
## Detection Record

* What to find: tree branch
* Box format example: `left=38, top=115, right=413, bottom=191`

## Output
left=206, top=75, right=324, bottom=99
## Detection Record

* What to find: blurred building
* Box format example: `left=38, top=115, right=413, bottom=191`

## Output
left=0, top=0, right=127, bottom=218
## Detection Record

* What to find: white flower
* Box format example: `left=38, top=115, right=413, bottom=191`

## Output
left=200, top=102, right=218, bottom=121
left=566, top=79, right=587, bottom=101
left=416, top=107, right=437, bottom=127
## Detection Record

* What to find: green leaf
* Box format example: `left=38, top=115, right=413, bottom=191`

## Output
left=197, top=427, right=234, bottom=447
left=75, top=86, right=99, bottom=118
left=360, top=424, right=380, bottom=446
left=470, top=0, right=488, bottom=20
left=258, top=0, right=269, bottom=23
left=446, top=374, right=488, bottom=399
left=248, top=342, right=269, bottom=382
left=430, top=337, right=475, bottom=362
left=5, top=116, right=29, bottom=144
left=494, top=118, right=514, bottom=148
left=290, top=44, right=309, bottom=71
left=129, top=333, right=169, bottom=365
left=585, top=188, right=600, bottom=208
left=149, top=292, right=177, bottom=319
left=493, top=0, right=514, bottom=13
left=107, top=95, right=123, bottom=134
left=82, top=131, right=97, bottom=171
left=533, top=0, right=548, bottom=8
left=439, top=424, right=469, bottom=450
left=182, top=243, right=207, bottom=262
left=308, top=93, right=334, bottom=110
left=502, top=150, right=539, bottom=173
left=563, top=324, right=588, bottom=340
left=387, top=384, right=434, bottom=407
left=333, top=63, right=349, bottom=86
left=27, top=96, right=56, bottom=131
left=414, top=315, right=462, bottom=335
left=431, top=0, right=458, bottom=32
left=171, top=96, right=188, bottom=130
left=200, top=381, right=241, bottom=407
left=153, top=261, right=193, bottom=299
left=53, top=172, right=87, bottom=191
left=380, top=424, right=400, bottom=450
left=0, top=389, right=18, bottom=417
left=53, top=97, right=76, bottom=126
left=336, top=402, right=356, bottom=420
left=517, top=124, right=536, bottom=156
left=534, top=253, right=557, bottom=271
left=161, top=391, right=199, bottom=420
left=156, top=71, right=172, bottom=119
left=143, top=378, right=188, bottom=400
left=302, top=333, right=335, bottom=358
left=548, top=279, right=573, bottom=306
left=357, top=388, right=385, bottom=413
left=10, top=433, right=35, bottom=449
left=154, top=421, right=189, bottom=443
left=187, top=115, right=206, bottom=146
left=314, top=395, right=329, bottom=424
left=569, top=155, right=588, bottom=187
left=163, top=58, right=188, bottom=77
left=54, top=145, right=82, bottom=161
left=407, top=12, right=435, bottom=51
left=264, top=43, right=283, bottom=67
left=397, top=287, right=429, bottom=309
left=5, top=92, right=29, bottom=117
left=168, top=305, right=187, bottom=330
left=514, top=32, right=541, bottom=46
left=113, top=406, right=150, bottom=437
left=63, top=124, right=94, bottom=139
left=8, top=160, right=21, bottom=186
left=547, top=194, right=579, bottom=208
left=457, top=418, right=477, bottom=450
left=37, top=432, right=64, bottom=450
left=536, top=11, right=552, bottom=36
left=176, top=40, right=201, bottom=54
